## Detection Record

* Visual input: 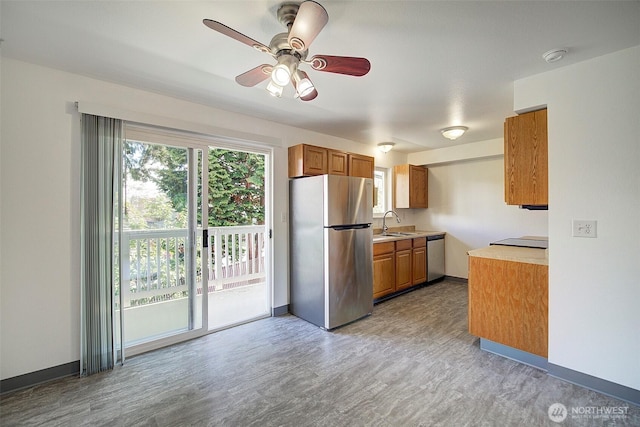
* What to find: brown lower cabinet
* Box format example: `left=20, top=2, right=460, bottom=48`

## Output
left=468, top=256, right=548, bottom=357
left=395, top=239, right=413, bottom=291
left=373, top=237, right=428, bottom=300
left=411, top=237, right=427, bottom=285
left=373, top=242, right=395, bottom=299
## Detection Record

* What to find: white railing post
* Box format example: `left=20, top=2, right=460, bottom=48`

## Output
left=121, top=232, right=131, bottom=308
left=213, top=228, right=223, bottom=291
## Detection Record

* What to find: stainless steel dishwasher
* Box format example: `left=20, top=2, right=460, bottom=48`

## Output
left=427, top=234, right=445, bottom=282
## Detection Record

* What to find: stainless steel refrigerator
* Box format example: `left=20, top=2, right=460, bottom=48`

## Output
left=289, top=174, right=373, bottom=330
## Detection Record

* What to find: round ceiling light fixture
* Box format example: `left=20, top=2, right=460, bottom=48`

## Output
left=440, top=126, right=468, bottom=141
left=377, top=142, right=395, bottom=153
left=543, top=48, right=568, bottom=63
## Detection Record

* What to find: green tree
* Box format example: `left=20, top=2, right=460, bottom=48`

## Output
left=208, top=149, right=265, bottom=226
left=125, top=193, right=178, bottom=229
left=124, top=141, right=265, bottom=227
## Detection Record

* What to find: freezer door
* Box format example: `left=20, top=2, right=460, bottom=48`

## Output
left=325, top=226, right=373, bottom=329
left=325, top=175, right=373, bottom=226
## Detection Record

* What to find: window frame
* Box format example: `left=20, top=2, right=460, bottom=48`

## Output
left=372, top=166, right=391, bottom=218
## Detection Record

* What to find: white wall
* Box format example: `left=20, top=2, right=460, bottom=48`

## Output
left=414, top=156, right=548, bottom=279
left=405, top=137, right=548, bottom=279
left=0, top=58, right=385, bottom=380
left=514, top=46, right=640, bottom=391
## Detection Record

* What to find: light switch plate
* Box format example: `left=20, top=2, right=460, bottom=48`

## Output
left=572, top=220, right=597, bottom=238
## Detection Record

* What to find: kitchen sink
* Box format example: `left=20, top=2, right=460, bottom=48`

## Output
left=373, top=232, right=417, bottom=240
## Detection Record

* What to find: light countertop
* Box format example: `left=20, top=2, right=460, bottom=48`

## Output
left=467, top=245, right=548, bottom=266
left=372, top=230, right=445, bottom=243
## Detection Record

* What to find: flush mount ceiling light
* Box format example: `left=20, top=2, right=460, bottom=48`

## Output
left=377, top=142, right=395, bottom=153
left=440, top=126, right=468, bottom=140
left=543, top=48, right=567, bottom=63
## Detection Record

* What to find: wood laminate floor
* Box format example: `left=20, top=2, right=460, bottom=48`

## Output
left=1, top=280, right=638, bottom=426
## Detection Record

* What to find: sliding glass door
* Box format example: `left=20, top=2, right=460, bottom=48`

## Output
left=116, top=140, right=202, bottom=348
left=204, top=147, right=270, bottom=331
left=114, top=126, right=271, bottom=355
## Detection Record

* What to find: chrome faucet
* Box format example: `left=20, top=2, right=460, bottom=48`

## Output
left=382, top=210, right=401, bottom=235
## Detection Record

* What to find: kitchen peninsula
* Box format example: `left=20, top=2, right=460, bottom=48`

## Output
left=467, top=239, right=548, bottom=369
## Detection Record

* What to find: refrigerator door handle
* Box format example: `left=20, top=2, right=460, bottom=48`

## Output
left=329, top=223, right=372, bottom=231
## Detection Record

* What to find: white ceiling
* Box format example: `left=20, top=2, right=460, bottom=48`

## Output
left=2, top=1, right=639, bottom=152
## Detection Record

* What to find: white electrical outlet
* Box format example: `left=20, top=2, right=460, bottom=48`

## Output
left=572, top=220, right=597, bottom=238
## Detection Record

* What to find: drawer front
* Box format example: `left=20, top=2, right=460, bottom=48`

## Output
left=412, top=237, right=426, bottom=248
left=373, top=241, right=395, bottom=256
left=395, top=239, right=412, bottom=251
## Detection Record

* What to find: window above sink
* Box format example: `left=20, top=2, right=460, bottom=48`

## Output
left=373, top=167, right=390, bottom=218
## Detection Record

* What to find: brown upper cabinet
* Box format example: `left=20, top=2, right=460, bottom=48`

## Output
left=348, top=153, right=375, bottom=179
left=288, top=143, right=374, bottom=179
left=288, top=144, right=327, bottom=177
left=504, top=108, right=548, bottom=206
left=327, top=149, right=348, bottom=176
left=393, top=164, right=428, bottom=208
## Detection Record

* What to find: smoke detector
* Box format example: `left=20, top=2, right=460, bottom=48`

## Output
left=543, top=48, right=567, bottom=63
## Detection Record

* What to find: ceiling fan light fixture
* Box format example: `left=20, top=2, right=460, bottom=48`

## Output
left=293, top=70, right=315, bottom=98
left=271, top=54, right=297, bottom=86
left=377, top=142, right=395, bottom=153
left=266, top=80, right=284, bottom=97
left=440, top=126, right=468, bottom=140
left=271, top=65, right=291, bottom=86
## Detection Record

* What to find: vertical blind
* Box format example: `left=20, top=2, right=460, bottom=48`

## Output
left=80, top=114, right=122, bottom=375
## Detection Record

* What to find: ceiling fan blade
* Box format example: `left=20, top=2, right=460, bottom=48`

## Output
left=235, top=64, right=273, bottom=87
left=203, top=19, right=270, bottom=53
left=288, top=1, right=328, bottom=51
left=309, top=55, right=371, bottom=76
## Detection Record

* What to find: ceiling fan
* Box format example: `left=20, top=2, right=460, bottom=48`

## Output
left=203, top=1, right=371, bottom=101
